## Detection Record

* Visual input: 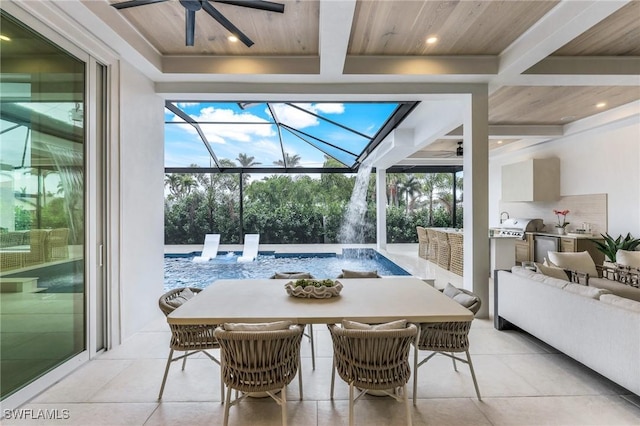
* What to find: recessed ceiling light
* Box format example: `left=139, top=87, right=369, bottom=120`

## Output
left=426, top=36, right=438, bottom=44
left=497, top=140, right=503, bottom=144
left=560, top=116, right=576, bottom=121
left=0, top=35, right=10, bottom=41
left=596, top=102, right=607, bottom=108
left=228, top=35, right=239, bottom=43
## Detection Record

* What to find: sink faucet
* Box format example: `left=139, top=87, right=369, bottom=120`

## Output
left=500, top=211, right=510, bottom=224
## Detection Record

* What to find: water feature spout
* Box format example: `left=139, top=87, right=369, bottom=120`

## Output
left=338, top=159, right=374, bottom=247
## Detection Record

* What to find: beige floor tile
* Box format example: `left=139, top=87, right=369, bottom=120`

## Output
left=98, top=332, right=171, bottom=360
left=411, top=398, right=493, bottom=426
left=469, top=328, right=552, bottom=355
left=474, top=395, right=640, bottom=425
left=318, top=397, right=413, bottom=426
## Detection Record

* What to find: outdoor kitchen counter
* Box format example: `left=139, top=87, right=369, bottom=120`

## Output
left=531, top=232, right=599, bottom=239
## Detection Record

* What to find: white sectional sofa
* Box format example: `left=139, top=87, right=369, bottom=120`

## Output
left=494, top=267, right=640, bottom=395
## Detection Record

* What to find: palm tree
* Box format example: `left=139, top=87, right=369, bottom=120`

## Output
left=236, top=153, right=261, bottom=186
left=422, top=173, right=446, bottom=226
left=273, top=153, right=301, bottom=167
left=398, top=174, right=422, bottom=213
left=164, top=174, right=182, bottom=200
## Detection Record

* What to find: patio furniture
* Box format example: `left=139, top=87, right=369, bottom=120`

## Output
left=426, top=229, right=439, bottom=263
left=48, top=228, right=70, bottom=261
left=412, top=286, right=482, bottom=404
left=238, top=233, right=260, bottom=262
left=22, top=229, right=49, bottom=267
left=416, top=226, right=429, bottom=259
left=192, top=233, right=220, bottom=262
left=215, top=323, right=304, bottom=426
left=158, top=287, right=223, bottom=400
left=448, top=232, right=464, bottom=276
left=328, top=322, right=418, bottom=426
left=436, top=230, right=451, bottom=270
left=270, top=272, right=316, bottom=369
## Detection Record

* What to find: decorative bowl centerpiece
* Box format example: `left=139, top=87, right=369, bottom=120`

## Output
left=284, top=279, right=343, bottom=299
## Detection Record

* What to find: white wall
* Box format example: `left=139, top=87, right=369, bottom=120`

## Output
left=489, top=115, right=640, bottom=238
left=119, top=60, right=165, bottom=339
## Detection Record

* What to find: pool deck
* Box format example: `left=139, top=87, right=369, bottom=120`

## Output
left=165, top=243, right=463, bottom=289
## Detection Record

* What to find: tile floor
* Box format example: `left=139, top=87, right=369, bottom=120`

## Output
left=4, top=245, right=640, bottom=425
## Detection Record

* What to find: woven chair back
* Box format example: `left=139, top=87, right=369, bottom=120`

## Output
left=426, top=229, right=439, bottom=262
left=436, top=231, right=451, bottom=269
left=158, top=287, right=203, bottom=316
left=328, top=323, right=417, bottom=391
left=215, top=325, right=304, bottom=393
left=448, top=232, right=464, bottom=276
left=417, top=320, right=472, bottom=353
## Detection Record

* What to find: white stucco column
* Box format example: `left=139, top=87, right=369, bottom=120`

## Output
left=376, top=168, right=387, bottom=251
left=463, top=86, right=490, bottom=318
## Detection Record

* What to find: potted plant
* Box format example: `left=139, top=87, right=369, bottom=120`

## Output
left=591, top=233, right=640, bottom=262
left=553, top=209, right=570, bottom=234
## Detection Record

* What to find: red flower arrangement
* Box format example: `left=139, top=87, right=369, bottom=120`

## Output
left=553, top=209, right=570, bottom=228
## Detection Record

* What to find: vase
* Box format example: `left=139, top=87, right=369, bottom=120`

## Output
left=555, top=227, right=566, bottom=235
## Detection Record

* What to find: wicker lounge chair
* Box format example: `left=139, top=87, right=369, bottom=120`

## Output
left=412, top=288, right=481, bottom=405
left=328, top=322, right=418, bottom=426
left=215, top=323, right=304, bottom=426
left=158, top=287, right=223, bottom=400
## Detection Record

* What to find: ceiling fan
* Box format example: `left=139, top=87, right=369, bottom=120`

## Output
left=111, top=0, right=285, bottom=47
left=419, top=141, right=463, bottom=159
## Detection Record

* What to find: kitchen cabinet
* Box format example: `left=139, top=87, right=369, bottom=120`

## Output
left=501, top=158, right=560, bottom=202
left=560, top=237, right=605, bottom=266
left=515, top=234, right=534, bottom=264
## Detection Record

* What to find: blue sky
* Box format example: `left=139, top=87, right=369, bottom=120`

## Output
left=164, top=102, right=398, bottom=168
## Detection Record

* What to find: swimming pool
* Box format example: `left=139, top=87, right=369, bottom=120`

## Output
left=164, top=248, right=410, bottom=291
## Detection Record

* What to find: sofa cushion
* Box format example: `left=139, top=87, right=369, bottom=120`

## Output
left=166, top=287, right=196, bottom=308
left=588, top=277, right=640, bottom=302
left=616, top=250, right=640, bottom=269
left=342, top=319, right=407, bottom=330
left=548, top=251, right=598, bottom=277
left=453, top=292, right=479, bottom=309
left=540, top=276, right=570, bottom=289
left=535, top=262, right=570, bottom=281
left=599, top=294, right=640, bottom=312
left=563, top=283, right=611, bottom=299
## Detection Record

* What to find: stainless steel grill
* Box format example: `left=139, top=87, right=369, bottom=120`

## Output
left=496, top=218, right=544, bottom=239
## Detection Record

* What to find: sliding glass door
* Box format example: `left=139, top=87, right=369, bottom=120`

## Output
left=0, top=11, right=86, bottom=399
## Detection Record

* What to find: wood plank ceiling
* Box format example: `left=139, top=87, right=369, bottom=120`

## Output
left=99, top=0, right=639, bottom=162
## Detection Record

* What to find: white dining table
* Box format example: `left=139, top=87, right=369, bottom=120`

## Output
left=168, top=277, right=473, bottom=325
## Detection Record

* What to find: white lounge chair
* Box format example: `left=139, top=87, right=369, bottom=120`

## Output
left=237, top=234, right=260, bottom=263
left=192, top=234, right=220, bottom=263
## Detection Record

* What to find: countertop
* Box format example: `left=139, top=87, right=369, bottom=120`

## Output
left=527, top=232, right=602, bottom=239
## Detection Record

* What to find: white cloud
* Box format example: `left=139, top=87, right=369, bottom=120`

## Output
left=272, top=103, right=345, bottom=129
left=314, top=103, right=345, bottom=114
left=172, top=106, right=275, bottom=144
left=176, top=102, right=199, bottom=108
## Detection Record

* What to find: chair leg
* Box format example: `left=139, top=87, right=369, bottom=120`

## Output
left=282, top=384, right=288, bottom=426
left=298, top=357, right=303, bottom=400
left=182, top=350, right=189, bottom=371
left=403, top=384, right=412, bottom=426
left=223, top=384, right=232, bottom=426
left=451, top=352, right=457, bottom=371
left=465, top=350, right=481, bottom=401
left=309, top=325, right=315, bottom=370
left=412, top=345, right=418, bottom=406
left=330, top=358, right=336, bottom=399
left=158, top=349, right=174, bottom=400
left=349, top=382, right=354, bottom=426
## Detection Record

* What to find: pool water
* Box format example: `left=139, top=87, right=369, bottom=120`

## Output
left=164, top=248, right=410, bottom=291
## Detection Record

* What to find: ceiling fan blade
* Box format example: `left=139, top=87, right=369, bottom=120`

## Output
left=201, top=2, right=254, bottom=47
left=213, top=0, right=285, bottom=13
left=186, top=9, right=196, bottom=46
left=111, top=0, right=168, bottom=10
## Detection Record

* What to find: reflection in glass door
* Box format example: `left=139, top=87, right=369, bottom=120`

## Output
left=0, top=11, right=86, bottom=399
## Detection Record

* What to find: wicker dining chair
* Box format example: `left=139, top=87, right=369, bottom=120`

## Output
left=426, top=228, right=439, bottom=263
left=48, top=228, right=70, bottom=261
left=215, top=324, right=304, bottom=426
left=158, top=287, right=223, bottom=400
left=448, top=232, right=464, bottom=276
left=22, top=229, right=49, bottom=267
left=328, top=323, right=418, bottom=426
left=416, top=226, right=429, bottom=259
left=412, top=288, right=482, bottom=405
left=270, top=272, right=316, bottom=370
left=436, top=230, right=451, bottom=270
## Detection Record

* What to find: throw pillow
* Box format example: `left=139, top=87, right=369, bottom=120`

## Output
left=272, top=272, right=313, bottom=279
left=547, top=251, right=598, bottom=277
left=341, top=269, right=379, bottom=278
left=616, top=250, right=640, bottom=269
left=224, top=320, right=292, bottom=331
left=452, top=292, right=478, bottom=309
left=535, top=262, right=570, bottom=281
left=342, top=319, right=407, bottom=330
left=166, top=287, right=196, bottom=308
left=442, top=282, right=462, bottom=299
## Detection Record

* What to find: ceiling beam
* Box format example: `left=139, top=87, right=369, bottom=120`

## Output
left=319, top=0, right=356, bottom=77
left=162, top=56, right=319, bottom=74
left=344, top=56, right=498, bottom=75
left=525, top=57, right=640, bottom=75
left=447, top=125, right=564, bottom=138
left=491, top=0, right=631, bottom=92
